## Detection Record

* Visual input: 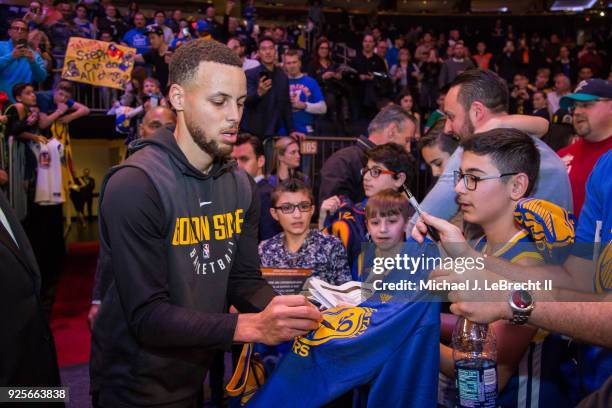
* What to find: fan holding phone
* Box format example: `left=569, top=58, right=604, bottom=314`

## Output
left=0, top=19, right=47, bottom=103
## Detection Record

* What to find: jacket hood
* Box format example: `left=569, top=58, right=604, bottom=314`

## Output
left=127, top=126, right=236, bottom=180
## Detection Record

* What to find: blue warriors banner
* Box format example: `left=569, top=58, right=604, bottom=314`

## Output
left=245, top=240, right=441, bottom=407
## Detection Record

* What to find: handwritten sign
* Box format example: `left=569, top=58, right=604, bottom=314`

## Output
left=61, top=37, right=136, bottom=90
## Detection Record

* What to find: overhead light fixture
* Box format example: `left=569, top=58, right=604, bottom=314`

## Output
left=550, top=0, right=598, bottom=12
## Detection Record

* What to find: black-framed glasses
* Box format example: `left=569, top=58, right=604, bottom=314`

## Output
left=453, top=171, right=519, bottom=191
left=10, top=26, right=28, bottom=32
left=360, top=166, right=397, bottom=178
left=273, top=201, right=313, bottom=214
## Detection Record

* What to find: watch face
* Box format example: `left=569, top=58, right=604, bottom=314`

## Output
left=512, top=290, right=532, bottom=309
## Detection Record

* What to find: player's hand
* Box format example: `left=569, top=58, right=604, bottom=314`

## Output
left=253, top=295, right=322, bottom=345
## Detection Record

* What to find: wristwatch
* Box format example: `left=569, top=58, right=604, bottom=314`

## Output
left=508, top=290, right=535, bottom=325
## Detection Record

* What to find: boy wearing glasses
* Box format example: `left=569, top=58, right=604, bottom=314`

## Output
left=0, top=19, right=47, bottom=103
left=320, top=143, right=415, bottom=273
left=434, top=128, right=571, bottom=407
left=259, top=178, right=351, bottom=285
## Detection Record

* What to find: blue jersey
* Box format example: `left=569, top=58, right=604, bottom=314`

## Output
left=476, top=230, right=573, bottom=408
left=323, top=197, right=368, bottom=276
left=572, top=150, right=612, bottom=292
left=288, top=75, right=324, bottom=134
left=245, top=239, right=441, bottom=407
left=568, top=151, right=612, bottom=402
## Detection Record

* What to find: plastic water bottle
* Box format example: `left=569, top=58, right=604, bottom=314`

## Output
left=452, top=317, right=497, bottom=408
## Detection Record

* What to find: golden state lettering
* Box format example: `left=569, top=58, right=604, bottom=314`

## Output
left=172, top=210, right=244, bottom=245
left=292, top=306, right=375, bottom=357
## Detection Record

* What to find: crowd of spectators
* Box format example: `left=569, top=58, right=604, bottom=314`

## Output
left=0, top=2, right=609, bottom=142
left=1, top=2, right=611, bottom=407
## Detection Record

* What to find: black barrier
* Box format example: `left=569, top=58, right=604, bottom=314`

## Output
left=262, top=136, right=434, bottom=209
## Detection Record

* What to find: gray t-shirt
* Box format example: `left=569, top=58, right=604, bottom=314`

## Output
left=409, top=135, right=573, bottom=229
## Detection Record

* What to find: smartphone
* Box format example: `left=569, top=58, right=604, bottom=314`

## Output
left=259, top=70, right=270, bottom=82
left=182, top=27, right=190, bottom=37
left=15, top=39, right=28, bottom=49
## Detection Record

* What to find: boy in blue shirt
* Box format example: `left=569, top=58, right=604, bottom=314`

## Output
left=283, top=50, right=326, bottom=135
left=417, top=128, right=573, bottom=407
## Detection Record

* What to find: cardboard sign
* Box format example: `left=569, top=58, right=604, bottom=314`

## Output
left=300, top=140, right=318, bottom=155
left=261, top=267, right=313, bottom=295
left=61, top=37, right=136, bottom=90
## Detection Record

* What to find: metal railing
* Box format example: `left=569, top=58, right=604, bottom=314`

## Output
left=73, top=84, right=119, bottom=113
left=263, top=136, right=433, bottom=204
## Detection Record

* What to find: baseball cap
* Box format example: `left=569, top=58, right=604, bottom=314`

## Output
left=195, top=20, right=210, bottom=33
left=146, top=25, right=164, bottom=37
left=560, top=78, right=612, bottom=108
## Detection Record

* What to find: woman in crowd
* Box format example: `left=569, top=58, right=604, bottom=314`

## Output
left=419, top=48, right=442, bottom=113
left=268, top=136, right=306, bottom=187
left=417, top=120, right=459, bottom=180
left=95, top=3, right=128, bottom=42
left=308, top=37, right=347, bottom=135
left=396, top=90, right=421, bottom=140
left=389, top=47, right=418, bottom=96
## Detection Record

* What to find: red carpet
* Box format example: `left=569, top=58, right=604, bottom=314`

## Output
left=50, top=241, right=99, bottom=367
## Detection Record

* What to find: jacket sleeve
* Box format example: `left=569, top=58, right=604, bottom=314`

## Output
left=227, top=177, right=276, bottom=312
left=101, top=167, right=239, bottom=351
left=30, top=51, right=48, bottom=83
left=408, top=147, right=462, bottom=231
left=244, top=68, right=261, bottom=107
left=0, top=45, right=13, bottom=71
left=279, top=74, right=295, bottom=133
left=318, top=148, right=362, bottom=204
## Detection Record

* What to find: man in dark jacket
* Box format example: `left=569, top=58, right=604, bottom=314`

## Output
left=90, top=39, right=321, bottom=408
left=231, top=133, right=281, bottom=241
left=0, top=190, right=62, bottom=392
left=240, top=36, right=301, bottom=140
left=318, top=105, right=417, bottom=206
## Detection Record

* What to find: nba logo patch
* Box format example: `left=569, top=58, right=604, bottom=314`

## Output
left=202, top=243, right=210, bottom=260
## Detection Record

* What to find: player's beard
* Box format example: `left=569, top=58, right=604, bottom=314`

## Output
left=184, top=110, right=232, bottom=158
